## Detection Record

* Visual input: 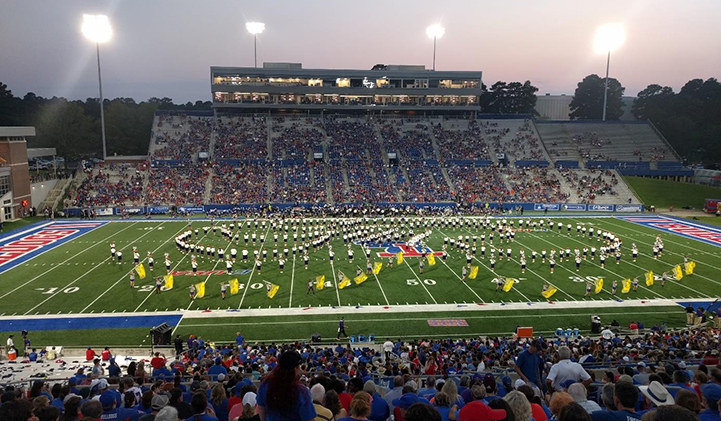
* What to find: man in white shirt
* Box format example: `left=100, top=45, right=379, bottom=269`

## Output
left=383, top=340, right=394, bottom=362
left=601, top=327, right=615, bottom=340
left=546, top=346, right=592, bottom=392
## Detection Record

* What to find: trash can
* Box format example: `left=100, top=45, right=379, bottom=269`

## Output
left=8, top=349, right=17, bottom=361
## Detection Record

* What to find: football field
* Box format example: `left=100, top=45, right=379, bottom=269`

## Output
left=1, top=214, right=719, bottom=346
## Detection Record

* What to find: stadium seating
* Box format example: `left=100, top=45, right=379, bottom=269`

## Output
left=66, top=114, right=689, bottom=207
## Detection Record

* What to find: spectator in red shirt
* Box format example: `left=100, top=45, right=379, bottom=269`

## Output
left=101, top=347, right=112, bottom=361
left=150, top=352, right=167, bottom=370
left=86, top=346, right=97, bottom=362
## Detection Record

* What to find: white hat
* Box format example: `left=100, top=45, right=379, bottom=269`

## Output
left=515, top=379, right=526, bottom=389
left=639, top=381, right=674, bottom=407
left=678, top=361, right=687, bottom=369
left=242, top=392, right=257, bottom=407
left=217, top=373, right=226, bottom=381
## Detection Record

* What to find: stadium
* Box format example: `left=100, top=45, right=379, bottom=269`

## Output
left=1, top=4, right=721, bottom=421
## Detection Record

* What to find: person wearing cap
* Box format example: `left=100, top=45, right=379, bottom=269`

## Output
left=638, top=381, right=674, bottom=415
left=139, top=394, right=170, bottom=421
left=456, top=400, right=507, bottom=421
left=99, top=390, right=144, bottom=421
left=699, top=384, right=721, bottom=421
left=363, top=381, right=389, bottom=421
left=514, top=341, right=542, bottom=390
left=256, top=351, right=316, bottom=421
left=591, top=381, right=643, bottom=421
left=547, top=346, right=592, bottom=392
left=392, top=393, right=430, bottom=421
left=108, top=358, right=121, bottom=378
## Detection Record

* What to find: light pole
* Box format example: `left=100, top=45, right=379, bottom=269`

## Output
left=82, top=14, right=112, bottom=160
left=594, top=24, right=625, bottom=121
left=426, top=24, right=445, bottom=71
left=246, top=22, right=265, bottom=68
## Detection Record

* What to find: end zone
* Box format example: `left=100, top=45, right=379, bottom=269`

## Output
left=0, top=221, right=107, bottom=274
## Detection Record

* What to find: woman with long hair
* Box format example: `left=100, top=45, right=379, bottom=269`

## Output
left=211, top=383, right=230, bottom=421
left=324, top=390, right=348, bottom=420
left=504, top=391, right=533, bottom=421
left=257, top=351, right=316, bottom=421
left=440, top=380, right=465, bottom=409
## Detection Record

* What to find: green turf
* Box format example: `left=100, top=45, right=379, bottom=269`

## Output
left=2, top=215, right=719, bottom=347
left=0, top=216, right=45, bottom=233
left=623, top=176, right=721, bottom=209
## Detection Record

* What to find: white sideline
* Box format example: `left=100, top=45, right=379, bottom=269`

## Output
left=0, top=298, right=708, bottom=322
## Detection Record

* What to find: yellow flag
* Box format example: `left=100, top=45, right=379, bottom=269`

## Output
left=645, top=271, right=654, bottom=286
left=229, top=278, right=239, bottom=295
left=354, top=274, right=368, bottom=285
left=338, top=276, right=352, bottom=290
left=195, top=282, right=205, bottom=298
left=396, top=251, right=404, bottom=265
left=542, top=286, right=557, bottom=299
left=468, top=266, right=479, bottom=280
left=595, top=278, right=604, bottom=294
left=164, top=274, right=174, bottom=290
left=427, top=253, right=436, bottom=266
left=135, top=264, right=146, bottom=280
left=673, top=265, right=684, bottom=281
left=621, top=279, right=631, bottom=293
left=373, top=262, right=383, bottom=275
left=685, top=261, right=695, bottom=275
left=316, top=275, right=325, bottom=290
left=502, top=278, right=515, bottom=292
left=267, top=284, right=279, bottom=299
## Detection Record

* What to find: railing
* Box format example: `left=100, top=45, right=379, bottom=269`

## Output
left=646, top=119, right=683, bottom=162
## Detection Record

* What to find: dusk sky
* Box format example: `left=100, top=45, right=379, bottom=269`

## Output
left=2, top=0, right=720, bottom=103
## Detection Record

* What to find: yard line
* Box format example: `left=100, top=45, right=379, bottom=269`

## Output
left=0, top=222, right=139, bottom=300
left=403, top=259, right=438, bottom=304
left=328, top=259, right=343, bottom=307
left=187, top=227, right=237, bottom=311
left=133, top=229, right=214, bottom=312
left=434, top=228, right=486, bottom=303
left=238, top=222, right=273, bottom=309
left=288, top=254, right=296, bottom=308
left=599, top=218, right=721, bottom=288
left=24, top=222, right=168, bottom=315
left=351, top=241, right=389, bottom=306
left=80, top=223, right=186, bottom=313
left=458, top=227, right=576, bottom=301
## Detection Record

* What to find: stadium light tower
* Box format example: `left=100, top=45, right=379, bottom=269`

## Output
left=594, top=24, right=625, bottom=121
left=246, top=22, right=265, bottom=68
left=82, top=14, right=112, bottom=160
left=426, top=24, right=445, bottom=71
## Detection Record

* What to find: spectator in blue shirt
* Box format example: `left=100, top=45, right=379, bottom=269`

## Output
left=187, top=392, right=219, bottom=421
left=363, top=381, right=389, bottom=421
left=208, top=358, right=228, bottom=381
left=699, top=384, right=721, bottom=421
left=514, top=341, right=541, bottom=389
left=591, top=381, right=643, bottom=421
left=28, top=348, right=38, bottom=362
left=235, top=332, right=245, bottom=348
left=99, top=390, right=144, bottom=421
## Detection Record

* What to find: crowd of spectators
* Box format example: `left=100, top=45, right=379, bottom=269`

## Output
left=215, top=117, right=268, bottom=161
left=145, top=165, right=208, bottom=206
left=558, top=168, right=619, bottom=203
left=433, top=120, right=491, bottom=161
left=68, top=166, right=144, bottom=207
left=152, top=116, right=212, bottom=161
left=271, top=118, right=323, bottom=160
left=2, top=325, right=720, bottom=421
left=502, top=166, right=570, bottom=204
left=210, top=163, right=267, bottom=205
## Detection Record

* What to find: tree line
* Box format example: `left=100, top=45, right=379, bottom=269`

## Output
left=0, top=82, right=211, bottom=161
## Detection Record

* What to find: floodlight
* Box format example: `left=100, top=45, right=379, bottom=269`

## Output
left=246, top=22, right=265, bottom=35
left=82, top=14, right=112, bottom=43
left=426, top=24, right=445, bottom=40
left=594, top=24, right=625, bottom=54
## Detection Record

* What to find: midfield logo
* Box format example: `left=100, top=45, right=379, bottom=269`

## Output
left=376, top=242, right=443, bottom=258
